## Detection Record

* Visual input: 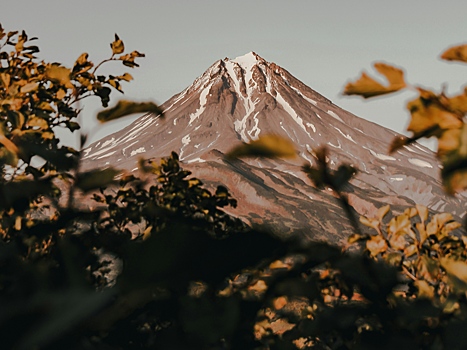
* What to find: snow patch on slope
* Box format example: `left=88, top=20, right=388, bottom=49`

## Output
left=179, top=135, right=191, bottom=160
left=363, top=146, right=396, bottom=161
left=306, top=123, right=316, bottom=133
left=189, top=82, right=212, bottom=125
left=186, top=157, right=206, bottom=164
left=333, top=126, right=356, bottom=143
left=101, top=138, right=115, bottom=148
left=247, top=112, right=261, bottom=139
left=409, top=158, right=433, bottom=168
left=130, top=147, right=146, bottom=156
left=227, top=53, right=262, bottom=141
left=390, top=177, right=404, bottom=182
left=275, top=91, right=314, bottom=140
left=96, top=151, right=116, bottom=160
left=327, top=110, right=344, bottom=123
left=290, top=86, right=318, bottom=106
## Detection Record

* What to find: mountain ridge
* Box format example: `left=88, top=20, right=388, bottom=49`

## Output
left=82, top=52, right=465, bottom=243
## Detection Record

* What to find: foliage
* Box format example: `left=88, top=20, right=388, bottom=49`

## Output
left=3, top=23, right=467, bottom=350
left=344, top=43, right=467, bottom=194
left=92, top=151, right=247, bottom=240
left=0, top=25, right=292, bottom=350
left=0, top=25, right=155, bottom=178
left=356, top=204, right=467, bottom=302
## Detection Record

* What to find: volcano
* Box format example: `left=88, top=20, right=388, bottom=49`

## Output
left=82, top=52, right=465, bottom=244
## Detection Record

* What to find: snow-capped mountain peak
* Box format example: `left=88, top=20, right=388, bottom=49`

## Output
left=230, top=51, right=261, bottom=69
left=82, top=53, right=465, bottom=243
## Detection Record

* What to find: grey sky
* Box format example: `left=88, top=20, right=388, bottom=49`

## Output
left=2, top=1, right=467, bottom=145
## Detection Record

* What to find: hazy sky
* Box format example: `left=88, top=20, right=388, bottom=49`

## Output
left=3, top=1, right=467, bottom=145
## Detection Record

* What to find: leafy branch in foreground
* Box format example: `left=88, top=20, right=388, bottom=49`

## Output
left=6, top=22, right=467, bottom=350
left=343, top=43, right=467, bottom=194
left=302, top=147, right=359, bottom=234
left=354, top=205, right=466, bottom=301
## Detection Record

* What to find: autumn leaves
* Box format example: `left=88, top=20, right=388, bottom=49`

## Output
left=343, top=62, right=407, bottom=99
left=0, top=27, right=162, bottom=193
left=344, top=44, right=467, bottom=194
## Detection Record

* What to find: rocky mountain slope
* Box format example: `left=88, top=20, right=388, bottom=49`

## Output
left=82, top=52, right=465, bottom=244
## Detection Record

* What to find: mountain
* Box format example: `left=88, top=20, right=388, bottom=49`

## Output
left=82, top=52, right=465, bottom=244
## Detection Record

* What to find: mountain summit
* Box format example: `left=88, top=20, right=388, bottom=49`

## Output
left=83, top=53, right=465, bottom=243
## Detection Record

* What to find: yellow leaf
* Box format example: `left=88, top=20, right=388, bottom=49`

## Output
left=426, top=221, right=438, bottom=237
left=0, top=73, right=11, bottom=88
left=416, top=204, right=428, bottom=223
left=15, top=216, right=22, bottom=230
left=142, top=225, right=152, bottom=240
left=432, top=212, right=454, bottom=228
left=76, top=52, right=89, bottom=65
left=26, top=117, right=48, bottom=130
left=37, top=101, right=55, bottom=112
left=248, top=280, right=268, bottom=293
left=389, top=232, right=408, bottom=250
left=442, top=221, right=462, bottom=235
left=111, top=34, right=124, bottom=55
left=20, top=82, right=38, bottom=93
left=438, top=128, right=462, bottom=156
left=440, top=257, right=467, bottom=292
left=15, top=40, right=24, bottom=53
left=188, top=179, right=201, bottom=188
left=2, top=98, right=23, bottom=111
left=414, top=280, right=434, bottom=299
left=385, top=252, right=403, bottom=266
left=343, top=62, right=406, bottom=98
left=119, top=73, right=133, bottom=82
left=445, top=87, right=467, bottom=115
left=45, top=66, right=73, bottom=89
left=270, top=260, right=290, bottom=270
left=348, top=233, right=368, bottom=244
left=225, top=134, right=296, bottom=159
left=0, top=133, right=19, bottom=154
left=406, top=89, right=462, bottom=136
left=388, top=214, right=410, bottom=236
left=97, top=100, right=162, bottom=123
left=76, top=76, right=93, bottom=91
left=273, top=296, right=288, bottom=310
left=366, top=235, right=387, bottom=257
left=376, top=204, right=390, bottom=220
left=441, top=44, right=467, bottom=63
left=404, top=207, right=418, bottom=218
left=108, top=79, right=118, bottom=89
left=7, top=83, right=20, bottom=96
left=404, top=244, right=418, bottom=258
left=374, top=62, right=406, bottom=87
left=56, top=88, right=66, bottom=100
left=41, top=131, right=54, bottom=140
left=359, top=215, right=380, bottom=231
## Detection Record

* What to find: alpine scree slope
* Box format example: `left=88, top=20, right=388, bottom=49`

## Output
left=82, top=52, right=465, bottom=244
